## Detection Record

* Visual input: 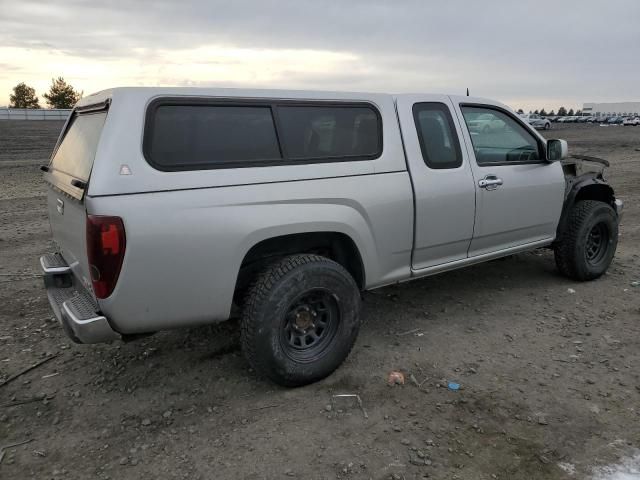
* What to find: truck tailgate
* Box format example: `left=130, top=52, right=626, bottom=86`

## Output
left=44, top=109, right=108, bottom=295
left=46, top=185, right=93, bottom=292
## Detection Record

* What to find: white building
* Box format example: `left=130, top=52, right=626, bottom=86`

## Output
left=582, top=102, right=640, bottom=118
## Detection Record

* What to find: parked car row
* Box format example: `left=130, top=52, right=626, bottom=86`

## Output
left=543, top=115, right=640, bottom=125
left=554, top=116, right=592, bottom=123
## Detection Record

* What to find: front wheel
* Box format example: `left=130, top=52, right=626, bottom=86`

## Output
left=554, top=200, right=619, bottom=281
left=240, top=254, right=361, bottom=386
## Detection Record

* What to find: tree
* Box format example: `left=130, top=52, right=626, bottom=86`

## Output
left=568, top=108, right=575, bottom=116
left=575, top=110, right=582, bottom=116
left=534, top=109, right=540, bottom=115
left=9, top=82, right=40, bottom=108
left=43, top=77, right=82, bottom=109
left=549, top=110, right=555, bottom=116
left=540, top=108, right=547, bottom=116
left=558, top=107, right=568, bottom=116
left=517, top=108, right=524, bottom=114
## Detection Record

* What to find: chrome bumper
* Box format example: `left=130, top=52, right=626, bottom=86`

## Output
left=614, top=198, right=624, bottom=220
left=41, top=254, right=120, bottom=344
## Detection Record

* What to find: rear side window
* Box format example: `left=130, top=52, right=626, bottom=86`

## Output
left=50, top=112, right=106, bottom=180
left=146, top=105, right=281, bottom=169
left=412, top=103, right=462, bottom=169
left=143, top=99, right=382, bottom=170
left=276, top=106, right=381, bottom=160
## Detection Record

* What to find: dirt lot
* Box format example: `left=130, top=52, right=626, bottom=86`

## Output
left=1, top=121, right=639, bottom=480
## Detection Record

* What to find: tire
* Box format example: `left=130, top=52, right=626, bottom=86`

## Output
left=240, top=254, right=361, bottom=387
left=544, top=122, right=551, bottom=130
left=554, top=200, right=618, bottom=281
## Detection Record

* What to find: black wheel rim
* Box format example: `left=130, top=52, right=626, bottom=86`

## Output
left=279, top=288, right=340, bottom=363
left=585, top=222, right=609, bottom=265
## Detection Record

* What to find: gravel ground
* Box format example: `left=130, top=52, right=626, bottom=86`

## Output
left=0, top=121, right=639, bottom=480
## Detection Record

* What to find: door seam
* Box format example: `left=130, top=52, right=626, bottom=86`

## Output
left=448, top=95, right=478, bottom=256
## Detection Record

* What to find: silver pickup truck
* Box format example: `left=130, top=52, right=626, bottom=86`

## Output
left=40, top=88, right=623, bottom=386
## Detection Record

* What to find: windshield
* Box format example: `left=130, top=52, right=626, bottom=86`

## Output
left=50, top=111, right=106, bottom=181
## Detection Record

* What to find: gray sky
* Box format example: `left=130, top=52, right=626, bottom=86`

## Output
left=1, top=0, right=639, bottom=111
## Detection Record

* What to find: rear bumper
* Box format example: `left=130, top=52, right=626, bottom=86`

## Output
left=41, top=253, right=120, bottom=344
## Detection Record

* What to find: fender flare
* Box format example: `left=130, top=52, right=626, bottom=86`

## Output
left=556, top=174, right=615, bottom=239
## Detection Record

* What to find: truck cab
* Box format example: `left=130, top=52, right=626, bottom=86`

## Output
left=397, top=95, right=565, bottom=270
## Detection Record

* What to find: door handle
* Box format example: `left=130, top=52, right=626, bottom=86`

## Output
left=478, top=175, right=503, bottom=190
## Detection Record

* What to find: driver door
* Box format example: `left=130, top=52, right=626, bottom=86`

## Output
left=452, top=100, right=566, bottom=257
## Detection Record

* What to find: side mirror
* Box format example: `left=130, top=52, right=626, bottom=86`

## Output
left=547, top=139, right=568, bottom=162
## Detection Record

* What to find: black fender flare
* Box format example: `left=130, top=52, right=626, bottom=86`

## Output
left=556, top=175, right=615, bottom=240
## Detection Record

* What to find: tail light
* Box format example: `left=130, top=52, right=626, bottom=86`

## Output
left=86, top=215, right=126, bottom=299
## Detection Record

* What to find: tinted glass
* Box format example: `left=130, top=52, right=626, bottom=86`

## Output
left=461, top=107, right=541, bottom=165
left=50, top=112, right=106, bottom=180
left=277, top=106, right=380, bottom=160
left=413, top=103, right=462, bottom=169
left=148, top=105, right=281, bottom=168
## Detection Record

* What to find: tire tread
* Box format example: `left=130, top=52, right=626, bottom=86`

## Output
left=554, top=200, right=616, bottom=281
left=240, top=254, right=357, bottom=385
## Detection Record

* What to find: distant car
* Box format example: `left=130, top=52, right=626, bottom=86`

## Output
left=519, top=113, right=552, bottom=130
left=576, top=116, right=589, bottom=123
left=607, top=116, right=623, bottom=125
left=623, top=116, right=640, bottom=126
left=467, top=113, right=506, bottom=133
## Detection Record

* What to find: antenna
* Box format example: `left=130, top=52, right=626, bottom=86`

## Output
left=466, top=88, right=470, bottom=97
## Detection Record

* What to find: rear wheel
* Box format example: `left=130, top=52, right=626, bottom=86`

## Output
left=240, top=254, right=361, bottom=386
left=554, top=200, right=618, bottom=281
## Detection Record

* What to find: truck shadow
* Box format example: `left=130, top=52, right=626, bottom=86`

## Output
left=94, top=249, right=571, bottom=388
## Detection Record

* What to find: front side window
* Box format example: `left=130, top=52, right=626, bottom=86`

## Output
left=461, top=106, right=542, bottom=165
left=276, top=106, right=380, bottom=160
left=412, top=103, right=462, bottom=169
left=146, top=105, right=282, bottom=169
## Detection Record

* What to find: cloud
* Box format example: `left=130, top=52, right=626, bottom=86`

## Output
left=1, top=0, right=639, bottom=109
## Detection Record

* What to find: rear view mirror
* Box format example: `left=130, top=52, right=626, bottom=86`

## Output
left=547, top=139, right=568, bottom=161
